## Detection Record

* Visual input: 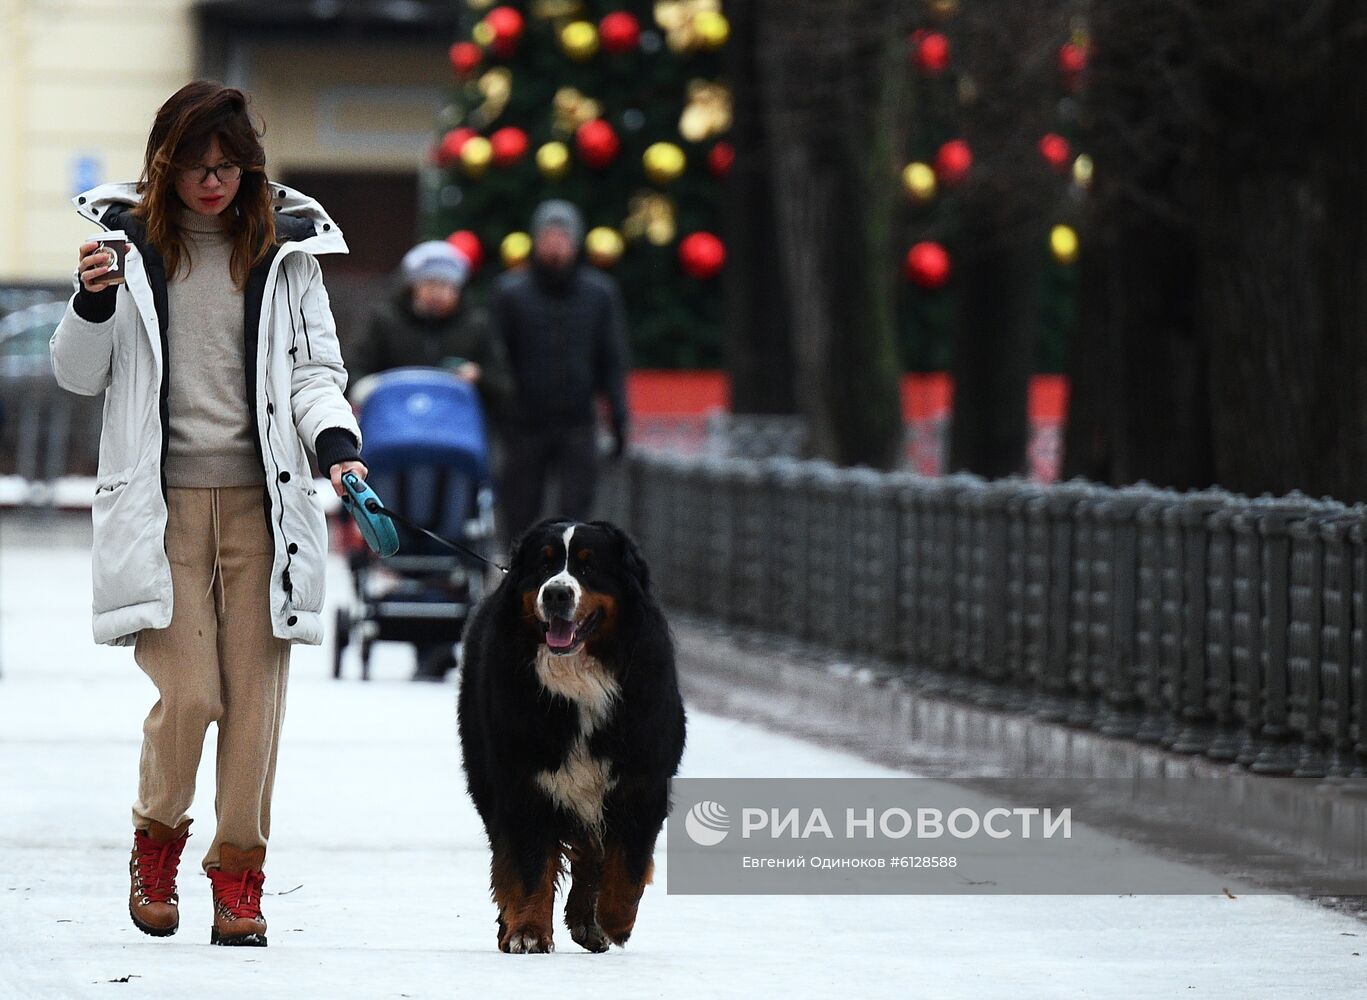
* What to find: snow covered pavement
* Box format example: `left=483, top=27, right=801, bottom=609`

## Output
left=1, top=518, right=1363, bottom=998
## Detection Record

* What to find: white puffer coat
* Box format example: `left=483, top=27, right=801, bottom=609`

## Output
left=50, top=182, right=361, bottom=646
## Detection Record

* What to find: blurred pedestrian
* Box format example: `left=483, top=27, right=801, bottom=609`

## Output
left=49, top=81, right=366, bottom=947
left=350, top=240, right=512, bottom=420
left=352, top=240, right=513, bottom=682
left=493, top=200, right=630, bottom=543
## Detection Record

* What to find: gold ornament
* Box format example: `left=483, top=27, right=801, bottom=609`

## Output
left=472, top=20, right=496, bottom=46
left=1050, top=224, right=1079, bottom=265
left=902, top=162, right=937, bottom=203
left=624, top=191, right=677, bottom=247
left=678, top=79, right=732, bottom=143
left=552, top=87, right=604, bottom=137
left=927, top=0, right=959, bottom=19
left=467, top=68, right=512, bottom=131
left=586, top=226, right=625, bottom=268
left=643, top=142, right=687, bottom=185
left=460, top=136, right=493, bottom=178
left=693, top=10, right=729, bottom=50
left=501, top=231, right=532, bottom=267
left=654, top=0, right=720, bottom=52
left=561, top=21, right=599, bottom=61
left=1072, top=153, right=1094, bottom=189
left=537, top=141, right=572, bottom=180
left=468, top=0, right=497, bottom=10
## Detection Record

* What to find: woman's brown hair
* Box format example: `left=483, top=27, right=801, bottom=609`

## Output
left=132, top=81, right=276, bottom=289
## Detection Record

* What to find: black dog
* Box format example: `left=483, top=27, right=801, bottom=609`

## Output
left=457, top=519, right=686, bottom=953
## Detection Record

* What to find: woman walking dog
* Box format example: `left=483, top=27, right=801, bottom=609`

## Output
left=50, top=81, right=366, bottom=946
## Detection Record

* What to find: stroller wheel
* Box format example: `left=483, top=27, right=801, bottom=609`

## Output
left=332, top=608, right=351, bottom=680
left=361, top=636, right=374, bottom=682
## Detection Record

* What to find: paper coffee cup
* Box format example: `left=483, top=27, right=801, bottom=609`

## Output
left=88, top=230, right=128, bottom=287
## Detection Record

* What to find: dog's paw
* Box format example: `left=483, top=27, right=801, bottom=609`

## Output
left=501, top=926, right=554, bottom=954
left=568, top=921, right=611, bottom=953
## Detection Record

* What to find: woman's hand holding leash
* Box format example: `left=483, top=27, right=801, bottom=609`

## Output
left=330, top=460, right=369, bottom=497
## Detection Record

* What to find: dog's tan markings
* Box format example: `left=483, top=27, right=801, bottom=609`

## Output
left=534, top=646, right=621, bottom=833
left=579, top=592, right=619, bottom=644
left=491, top=844, right=560, bottom=954
left=596, top=843, right=653, bottom=947
left=534, top=646, right=619, bottom=726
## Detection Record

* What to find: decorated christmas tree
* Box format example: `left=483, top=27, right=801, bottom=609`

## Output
left=422, top=0, right=732, bottom=369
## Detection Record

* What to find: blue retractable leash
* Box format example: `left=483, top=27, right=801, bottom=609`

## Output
left=339, top=471, right=508, bottom=572
left=340, top=472, right=400, bottom=557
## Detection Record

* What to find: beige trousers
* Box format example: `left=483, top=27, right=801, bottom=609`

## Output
left=131, top=486, right=290, bottom=872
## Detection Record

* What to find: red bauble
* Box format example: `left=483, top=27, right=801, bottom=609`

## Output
left=490, top=126, right=530, bottom=167
left=445, top=230, right=484, bottom=273
left=599, top=11, right=641, bottom=54
left=1038, top=133, right=1071, bottom=173
left=486, top=6, right=524, bottom=57
left=679, top=232, right=726, bottom=280
left=575, top=119, right=621, bottom=169
left=437, top=127, right=477, bottom=166
left=448, top=41, right=482, bottom=77
left=916, top=32, right=950, bottom=74
left=1058, top=42, right=1087, bottom=77
left=707, top=141, right=735, bottom=178
left=934, top=139, right=972, bottom=187
left=905, top=242, right=951, bottom=289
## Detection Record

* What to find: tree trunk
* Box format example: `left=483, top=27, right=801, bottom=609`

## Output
left=948, top=1, right=1069, bottom=478
left=721, top=0, right=796, bottom=415
left=756, top=0, right=904, bottom=468
left=1063, top=0, right=1212, bottom=488
left=1196, top=3, right=1331, bottom=496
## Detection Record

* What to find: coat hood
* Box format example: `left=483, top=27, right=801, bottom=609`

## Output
left=72, top=181, right=349, bottom=257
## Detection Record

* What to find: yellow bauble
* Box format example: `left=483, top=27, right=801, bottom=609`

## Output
left=460, top=136, right=493, bottom=178
left=693, top=10, right=729, bottom=49
left=561, top=21, right=599, bottom=61
left=536, top=141, right=571, bottom=180
left=1050, top=224, right=1079, bottom=265
left=643, top=142, right=686, bottom=184
left=585, top=226, right=625, bottom=268
left=472, top=20, right=496, bottom=46
left=902, top=162, right=936, bottom=203
left=1073, top=153, right=1094, bottom=189
left=501, top=231, right=532, bottom=267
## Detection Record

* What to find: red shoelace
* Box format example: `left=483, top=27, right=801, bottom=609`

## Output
left=133, top=831, right=187, bottom=904
left=208, top=867, right=266, bottom=920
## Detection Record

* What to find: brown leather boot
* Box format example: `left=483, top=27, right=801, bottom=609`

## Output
left=207, top=844, right=268, bottom=947
left=129, top=820, right=191, bottom=937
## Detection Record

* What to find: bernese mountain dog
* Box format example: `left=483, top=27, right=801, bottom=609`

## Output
left=457, top=518, right=686, bottom=954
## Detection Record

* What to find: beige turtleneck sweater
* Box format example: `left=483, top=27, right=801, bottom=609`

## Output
left=164, top=209, right=262, bottom=487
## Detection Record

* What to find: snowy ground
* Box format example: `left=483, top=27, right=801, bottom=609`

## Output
left=0, top=511, right=1363, bottom=999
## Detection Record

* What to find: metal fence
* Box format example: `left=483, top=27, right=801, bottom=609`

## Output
left=597, top=452, right=1367, bottom=779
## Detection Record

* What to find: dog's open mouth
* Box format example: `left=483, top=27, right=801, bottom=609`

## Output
left=542, top=610, right=602, bottom=654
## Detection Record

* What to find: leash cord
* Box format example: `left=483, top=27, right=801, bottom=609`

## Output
left=366, top=501, right=509, bottom=574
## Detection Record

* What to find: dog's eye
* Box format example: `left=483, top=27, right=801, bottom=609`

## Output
left=541, top=545, right=555, bottom=563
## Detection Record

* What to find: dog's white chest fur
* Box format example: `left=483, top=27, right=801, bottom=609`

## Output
left=534, top=647, right=621, bottom=832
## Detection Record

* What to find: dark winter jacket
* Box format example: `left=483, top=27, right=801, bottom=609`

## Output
left=492, top=262, right=630, bottom=434
left=352, top=291, right=514, bottom=423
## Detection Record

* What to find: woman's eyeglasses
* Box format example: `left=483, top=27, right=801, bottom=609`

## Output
left=183, top=163, right=243, bottom=184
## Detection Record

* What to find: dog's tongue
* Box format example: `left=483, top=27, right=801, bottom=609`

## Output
left=546, top=617, right=577, bottom=650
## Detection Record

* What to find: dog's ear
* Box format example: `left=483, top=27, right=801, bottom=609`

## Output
left=592, top=520, right=652, bottom=597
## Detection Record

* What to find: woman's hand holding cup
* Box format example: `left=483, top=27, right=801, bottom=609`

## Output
left=78, top=231, right=128, bottom=293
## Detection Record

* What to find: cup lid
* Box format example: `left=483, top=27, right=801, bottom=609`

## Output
left=88, top=230, right=127, bottom=241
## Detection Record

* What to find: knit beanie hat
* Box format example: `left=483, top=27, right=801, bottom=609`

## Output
left=401, top=240, right=471, bottom=288
left=531, top=199, right=585, bottom=246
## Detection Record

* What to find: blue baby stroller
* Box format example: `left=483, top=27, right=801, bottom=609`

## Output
left=332, top=368, right=497, bottom=680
